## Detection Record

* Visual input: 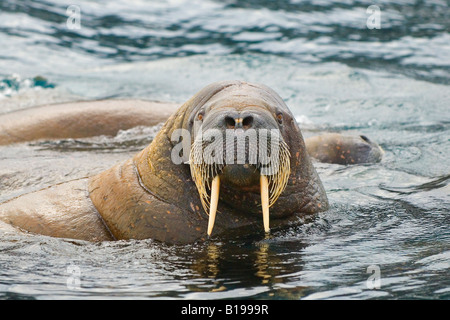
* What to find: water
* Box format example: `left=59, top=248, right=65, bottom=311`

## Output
left=0, top=0, right=449, bottom=300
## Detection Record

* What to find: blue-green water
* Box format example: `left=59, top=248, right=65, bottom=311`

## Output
left=0, top=0, right=449, bottom=299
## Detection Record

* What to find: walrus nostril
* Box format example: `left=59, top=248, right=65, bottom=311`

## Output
left=225, top=116, right=236, bottom=129
left=242, top=116, right=253, bottom=129
left=225, top=115, right=253, bottom=129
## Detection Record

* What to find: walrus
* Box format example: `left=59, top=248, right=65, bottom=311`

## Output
left=305, top=133, right=384, bottom=165
left=0, top=99, right=178, bottom=145
left=0, top=81, right=381, bottom=243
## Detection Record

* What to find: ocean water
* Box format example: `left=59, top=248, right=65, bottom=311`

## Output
left=0, top=0, right=449, bottom=300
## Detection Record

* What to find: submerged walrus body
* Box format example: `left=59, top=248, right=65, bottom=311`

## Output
left=306, top=133, right=384, bottom=165
left=0, top=81, right=382, bottom=243
left=0, top=99, right=178, bottom=145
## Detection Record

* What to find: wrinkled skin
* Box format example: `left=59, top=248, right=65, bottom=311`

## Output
left=0, top=81, right=381, bottom=243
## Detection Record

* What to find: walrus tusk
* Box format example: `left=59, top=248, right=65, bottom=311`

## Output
left=260, top=175, right=270, bottom=233
left=207, top=175, right=270, bottom=235
left=207, top=175, right=220, bottom=236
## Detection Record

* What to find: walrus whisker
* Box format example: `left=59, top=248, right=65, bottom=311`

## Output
left=257, top=138, right=291, bottom=207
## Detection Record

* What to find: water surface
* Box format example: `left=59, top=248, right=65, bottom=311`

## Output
left=0, top=0, right=449, bottom=299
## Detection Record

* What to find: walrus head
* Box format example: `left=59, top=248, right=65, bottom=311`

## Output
left=187, top=83, right=292, bottom=235
left=133, top=80, right=328, bottom=241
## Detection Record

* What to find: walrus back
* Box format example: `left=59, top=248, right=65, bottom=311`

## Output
left=0, top=100, right=179, bottom=145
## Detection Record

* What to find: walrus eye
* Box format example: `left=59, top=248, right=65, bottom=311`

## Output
left=276, top=113, right=283, bottom=124
left=197, top=112, right=204, bottom=121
